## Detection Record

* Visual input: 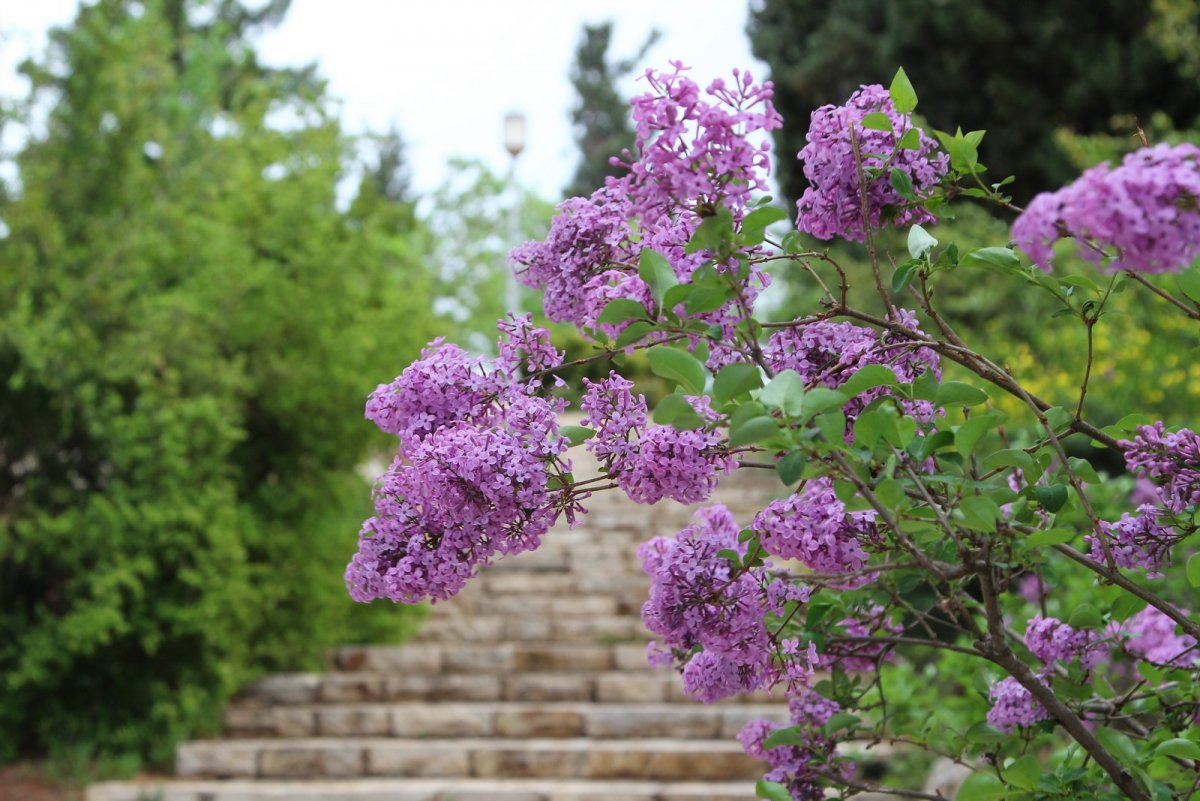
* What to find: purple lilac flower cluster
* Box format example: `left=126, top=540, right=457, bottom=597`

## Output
left=348, top=322, right=573, bottom=604
left=510, top=65, right=778, bottom=353
left=760, top=311, right=941, bottom=427
left=1088, top=505, right=1180, bottom=577
left=987, top=675, right=1050, bottom=733
left=1023, top=616, right=1106, bottom=669
left=620, top=63, right=782, bottom=222
left=1122, top=422, right=1200, bottom=513
left=738, top=690, right=851, bottom=801
left=751, top=477, right=879, bottom=581
left=581, top=373, right=733, bottom=505
left=1115, top=606, right=1198, bottom=667
left=639, top=505, right=780, bottom=702
left=796, top=84, right=948, bottom=242
left=1012, top=143, right=1200, bottom=273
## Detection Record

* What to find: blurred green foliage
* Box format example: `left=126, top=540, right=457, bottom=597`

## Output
left=0, top=0, right=434, bottom=765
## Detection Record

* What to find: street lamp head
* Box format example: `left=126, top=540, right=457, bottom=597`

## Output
left=504, top=112, right=526, bottom=158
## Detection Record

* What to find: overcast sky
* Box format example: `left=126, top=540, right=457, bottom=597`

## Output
left=1, top=0, right=767, bottom=199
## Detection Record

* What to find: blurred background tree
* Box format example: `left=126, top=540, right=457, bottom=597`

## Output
left=748, top=0, right=1200, bottom=207
left=564, top=21, right=659, bottom=199
left=0, top=0, right=435, bottom=766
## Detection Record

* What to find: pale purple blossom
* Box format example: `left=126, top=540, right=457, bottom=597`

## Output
left=737, top=690, right=849, bottom=801
left=1023, top=616, right=1107, bottom=669
left=1115, top=606, right=1199, bottom=667
left=1122, top=422, right=1200, bottom=513
left=752, top=477, right=879, bottom=580
left=1089, top=505, right=1182, bottom=577
left=1012, top=143, right=1200, bottom=273
left=987, top=675, right=1050, bottom=732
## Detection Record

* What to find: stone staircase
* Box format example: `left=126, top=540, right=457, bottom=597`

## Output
left=87, top=465, right=793, bottom=801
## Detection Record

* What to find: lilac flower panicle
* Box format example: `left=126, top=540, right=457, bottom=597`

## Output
left=761, top=311, right=941, bottom=428
left=737, top=690, right=850, bottom=801
left=1012, top=143, right=1200, bottom=273
left=364, top=339, right=502, bottom=447
left=616, top=421, right=732, bottom=505
left=796, top=84, right=948, bottom=241
left=1122, top=422, right=1200, bottom=513
left=1116, top=606, right=1199, bottom=667
left=752, top=476, right=879, bottom=580
left=496, top=314, right=563, bottom=384
left=1089, top=505, right=1181, bottom=577
left=987, top=675, right=1050, bottom=733
left=1023, top=616, right=1107, bottom=669
left=639, top=505, right=778, bottom=700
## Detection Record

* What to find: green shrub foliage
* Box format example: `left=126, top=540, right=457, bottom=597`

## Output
left=0, top=0, right=433, bottom=763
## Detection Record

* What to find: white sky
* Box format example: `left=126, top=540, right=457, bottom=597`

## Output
left=1, top=0, right=767, bottom=199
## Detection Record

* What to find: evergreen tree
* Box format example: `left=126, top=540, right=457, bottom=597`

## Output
left=748, top=0, right=1200, bottom=206
left=0, top=0, right=434, bottom=763
left=564, top=22, right=659, bottom=199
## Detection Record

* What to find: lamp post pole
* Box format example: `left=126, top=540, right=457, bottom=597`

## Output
left=503, top=112, right=526, bottom=318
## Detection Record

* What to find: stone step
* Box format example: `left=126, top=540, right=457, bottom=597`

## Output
left=224, top=701, right=788, bottom=740
left=329, top=642, right=655, bottom=675
left=86, top=777, right=759, bottom=801
left=236, top=670, right=775, bottom=706
left=176, top=737, right=764, bottom=781
left=412, top=613, right=647, bottom=644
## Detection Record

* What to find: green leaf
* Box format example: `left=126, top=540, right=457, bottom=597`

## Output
left=956, top=772, right=1005, bottom=801
left=853, top=409, right=899, bottom=449
left=891, top=167, right=916, bottom=201
left=1031, top=484, right=1068, bottom=513
left=716, top=548, right=741, bottom=566
left=1178, top=265, right=1200, bottom=304
left=1188, top=553, right=1200, bottom=588
left=1095, top=726, right=1138, bottom=765
left=687, top=208, right=735, bottom=254
left=960, top=496, right=1000, bottom=533
left=839, top=364, right=898, bottom=397
left=1068, top=604, right=1103, bottom=630
left=638, top=248, right=678, bottom=304
left=892, top=261, right=919, bottom=294
left=983, top=449, right=1037, bottom=480
left=1111, top=593, right=1147, bottom=622
left=860, top=111, right=893, bottom=131
left=729, top=415, right=781, bottom=447
left=1005, top=755, right=1042, bottom=790
left=955, top=413, right=1001, bottom=457
left=1068, top=457, right=1101, bottom=484
left=802, top=388, right=850, bottom=419
left=559, top=425, right=595, bottom=447
left=875, top=477, right=905, bottom=508
left=936, top=381, right=989, bottom=407
left=652, top=394, right=705, bottom=430
left=759, top=370, right=806, bottom=417
left=920, top=429, right=955, bottom=460
left=815, top=410, right=846, bottom=444
left=596, top=298, right=650, bottom=326
left=714, top=363, right=763, bottom=403
left=756, top=779, right=793, bottom=801
left=615, top=320, right=654, bottom=349
left=777, top=449, right=807, bottom=485
left=897, top=127, right=921, bottom=150
left=964, top=246, right=1021, bottom=272
left=1060, top=274, right=1101, bottom=293
left=741, top=206, right=788, bottom=245
left=823, top=712, right=862, bottom=734
left=1026, top=529, right=1075, bottom=547
left=1155, top=738, right=1200, bottom=760
left=907, top=224, right=937, bottom=259
left=889, top=66, right=918, bottom=113
left=647, top=346, right=707, bottom=395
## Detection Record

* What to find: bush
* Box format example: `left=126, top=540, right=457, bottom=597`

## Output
left=0, top=0, right=432, bottom=765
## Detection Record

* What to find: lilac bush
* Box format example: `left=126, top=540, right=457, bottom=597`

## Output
left=351, top=64, right=1200, bottom=800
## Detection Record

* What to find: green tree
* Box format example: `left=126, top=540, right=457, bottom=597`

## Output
left=564, top=22, right=658, bottom=199
left=0, top=0, right=434, bottom=764
left=748, top=0, right=1200, bottom=206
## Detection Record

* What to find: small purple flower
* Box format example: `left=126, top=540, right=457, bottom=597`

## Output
left=1115, top=606, right=1198, bottom=667
left=1122, top=422, right=1200, bottom=513
left=1088, top=505, right=1182, bottom=577
left=752, top=477, right=879, bottom=581
left=1023, top=616, right=1107, bottom=669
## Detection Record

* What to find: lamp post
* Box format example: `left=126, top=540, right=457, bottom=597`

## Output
left=503, top=112, right=526, bottom=317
